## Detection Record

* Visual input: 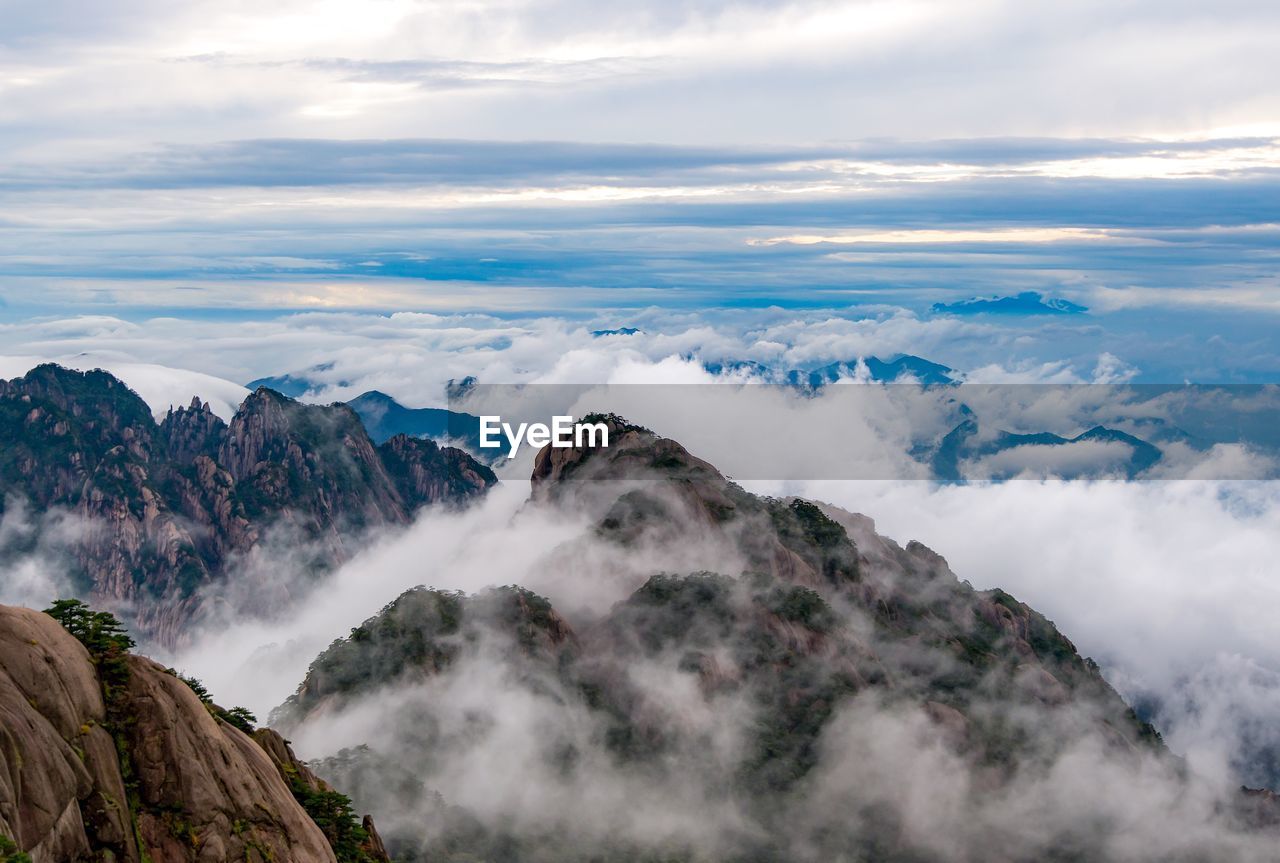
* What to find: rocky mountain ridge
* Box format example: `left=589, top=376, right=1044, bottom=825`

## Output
left=0, top=364, right=496, bottom=646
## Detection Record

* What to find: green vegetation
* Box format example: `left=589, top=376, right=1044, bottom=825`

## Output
left=763, top=584, right=835, bottom=632
left=297, top=587, right=464, bottom=704
left=282, top=584, right=577, bottom=721
left=787, top=499, right=846, bottom=548
left=763, top=498, right=861, bottom=585
left=590, top=571, right=863, bottom=792
left=43, top=597, right=136, bottom=654
left=42, top=599, right=148, bottom=857
left=44, top=598, right=135, bottom=693
left=172, top=670, right=212, bottom=701
left=602, top=572, right=739, bottom=664
left=0, top=365, right=156, bottom=508
left=597, top=490, right=672, bottom=542
left=0, top=835, right=32, bottom=863
left=286, top=774, right=376, bottom=863
left=481, top=586, right=561, bottom=651
left=578, top=412, right=650, bottom=435
left=168, top=670, right=258, bottom=733
left=222, top=706, right=258, bottom=734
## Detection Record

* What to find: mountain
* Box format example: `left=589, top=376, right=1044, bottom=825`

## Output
left=245, top=373, right=324, bottom=399
left=0, top=365, right=496, bottom=646
left=267, top=417, right=1270, bottom=862
left=931, top=291, right=1088, bottom=316
left=931, top=417, right=1163, bottom=480
left=797, top=354, right=957, bottom=388
left=445, top=376, right=477, bottom=401
left=245, top=363, right=345, bottom=399
left=0, top=601, right=389, bottom=862
left=345, top=390, right=506, bottom=457
left=704, top=354, right=958, bottom=388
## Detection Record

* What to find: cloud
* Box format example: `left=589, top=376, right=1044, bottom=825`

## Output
left=0, top=138, right=845, bottom=192
left=7, top=136, right=1280, bottom=193
left=0, top=308, right=1274, bottom=424
left=2, top=328, right=1274, bottom=851
left=2, top=162, right=1277, bottom=326
left=0, top=355, right=249, bottom=420
left=3, top=0, right=1280, bottom=156
left=0, top=498, right=83, bottom=609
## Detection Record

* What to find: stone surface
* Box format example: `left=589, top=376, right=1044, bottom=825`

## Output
left=0, top=604, right=386, bottom=861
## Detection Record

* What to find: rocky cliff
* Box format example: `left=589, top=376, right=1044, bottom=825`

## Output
left=0, top=603, right=388, bottom=862
left=0, top=364, right=497, bottom=646
left=265, top=417, right=1276, bottom=862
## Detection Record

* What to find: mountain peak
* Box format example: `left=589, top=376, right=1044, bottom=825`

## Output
left=267, top=422, right=1190, bottom=860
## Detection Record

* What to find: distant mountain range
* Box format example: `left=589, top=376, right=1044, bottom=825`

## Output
left=249, top=354, right=957, bottom=408
left=346, top=390, right=506, bottom=456
left=931, top=291, right=1088, bottom=316
left=930, top=414, right=1164, bottom=480
left=703, top=353, right=958, bottom=388
left=245, top=367, right=505, bottom=458
left=245, top=371, right=321, bottom=399
left=245, top=357, right=1185, bottom=480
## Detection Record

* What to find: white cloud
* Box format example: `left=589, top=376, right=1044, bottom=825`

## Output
left=0, top=354, right=249, bottom=420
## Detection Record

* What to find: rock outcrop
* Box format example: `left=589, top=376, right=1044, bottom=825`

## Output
left=0, top=604, right=387, bottom=862
left=0, top=364, right=497, bottom=646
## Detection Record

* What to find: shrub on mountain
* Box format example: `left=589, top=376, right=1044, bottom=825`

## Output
left=167, top=669, right=258, bottom=732
left=0, top=835, right=32, bottom=863
left=287, top=777, right=376, bottom=863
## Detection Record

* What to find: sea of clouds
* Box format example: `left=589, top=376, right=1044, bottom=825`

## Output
left=2, top=309, right=1279, bottom=800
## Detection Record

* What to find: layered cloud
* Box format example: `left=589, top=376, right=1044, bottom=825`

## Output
left=1, top=0, right=1279, bottom=319
left=4, top=0, right=1280, bottom=149
left=1, top=140, right=1277, bottom=321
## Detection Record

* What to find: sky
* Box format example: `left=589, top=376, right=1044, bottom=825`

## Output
left=0, top=0, right=1279, bottom=371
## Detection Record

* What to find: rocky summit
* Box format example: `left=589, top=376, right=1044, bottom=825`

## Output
left=264, top=416, right=1278, bottom=863
left=0, top=365, right=496, bottom=647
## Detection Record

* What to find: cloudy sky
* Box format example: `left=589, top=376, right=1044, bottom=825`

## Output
left=0, top=0, right=1278, bottom=366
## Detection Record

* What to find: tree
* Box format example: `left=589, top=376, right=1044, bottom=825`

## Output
left=222, top=706, right=258, bottom=734
left=288, top=778, right=376, bottom=863
left=167, top=670, right=258, bottom=733
left=43, top=599, right=135, bottom=690
left=43, top=598, right=135, bottom=654
left=0, top=833, right=32, bottom=863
